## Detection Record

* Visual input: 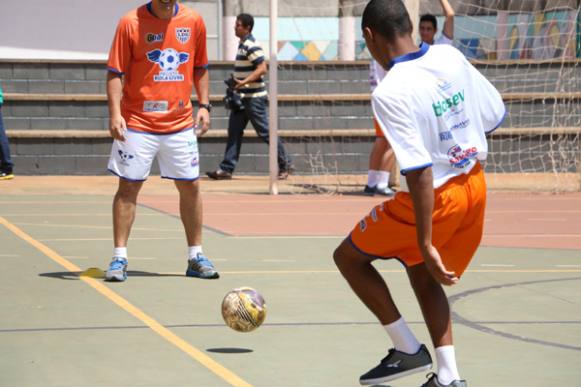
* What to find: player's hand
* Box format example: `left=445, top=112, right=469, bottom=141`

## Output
left=421, top=245, right=459, bottom=286
left=233, top=78, right=246, bottom=90
left=194, top=108, right=210, bottom=137
left=109, top=114, right=127, bottom=141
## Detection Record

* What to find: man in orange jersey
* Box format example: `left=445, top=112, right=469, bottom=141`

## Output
left=333, top=0, right=505, bottom=386
left=105, top=0, right=218, bottom=282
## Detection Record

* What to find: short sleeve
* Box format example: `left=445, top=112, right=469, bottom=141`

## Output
left=372, top=89, right=433, bottom=175
left=247, top=45, right=265, bottom=65
left=193, top=16, right=209, bottom=68
left=469, top=65, right=506, bottom=133
left=107, top=18, right=132, bottom=75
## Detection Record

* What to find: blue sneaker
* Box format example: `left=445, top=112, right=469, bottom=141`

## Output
left=105, top=256, right=128, bottom=282
left=186, top=253, right=219, bottom=279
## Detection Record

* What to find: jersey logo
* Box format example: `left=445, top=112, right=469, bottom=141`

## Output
left=176, top=27, right=191, bottom=44
left=448, top=144, right=478, bottom=168
left=145, top=32, right=164, bottom=44
left=147, top=48, right=189, bottom=82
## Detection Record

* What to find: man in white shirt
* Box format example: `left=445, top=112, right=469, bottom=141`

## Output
left=333, top=0, right=505, bottom=386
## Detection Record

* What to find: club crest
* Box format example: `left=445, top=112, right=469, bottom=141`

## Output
left=176, top=27, right=191, bottom=44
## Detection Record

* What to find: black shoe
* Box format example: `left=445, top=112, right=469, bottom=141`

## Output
left=422, top=373, right=467, bottom=387
left=278, top=166, right=294, bottom=180
left=359, top=344, right=432, bottom=385
left=206, top=169, right=232, bottom=180
left=363, top=185, right=376, bottom=195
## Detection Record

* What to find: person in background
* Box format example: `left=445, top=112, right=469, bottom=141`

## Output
left=206, top=13, right=293, bottom=181
left=419, top=0, right=455, bottom=46
left=0, top=85, right=14, bottom=180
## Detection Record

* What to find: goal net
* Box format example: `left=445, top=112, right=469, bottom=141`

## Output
left=251, top=0, right=581, bottom=193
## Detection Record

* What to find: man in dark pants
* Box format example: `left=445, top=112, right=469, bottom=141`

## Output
left=0, top=85, right=14, bottom=180
left=207, top=13, right=293, bottom=180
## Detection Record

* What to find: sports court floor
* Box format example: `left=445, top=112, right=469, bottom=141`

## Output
left=1, top=176, right=580, bottom=386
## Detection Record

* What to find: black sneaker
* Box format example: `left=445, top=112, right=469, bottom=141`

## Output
left=421, top=373, right=467, bottom=387
left=359, top=344, right=432, bottom=385
left=363, top=185, right=376, bottom=195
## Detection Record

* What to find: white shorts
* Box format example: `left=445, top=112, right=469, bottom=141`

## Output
left=107, top=128, right=200, bottom=181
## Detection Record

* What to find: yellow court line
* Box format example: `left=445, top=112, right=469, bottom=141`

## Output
left=0, top=216, right=252, bottom=387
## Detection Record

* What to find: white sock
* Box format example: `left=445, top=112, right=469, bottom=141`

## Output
left=113, top=247, right=127, bottom=259
left=376, top=171, right=390, bottom=189
left=435, top=345, right=461, bottom=385
left=383, top=317, right=421, bottom=355
left=367, top=170, right=380, bottom=187
left=188, top=245, right=203, bottom=260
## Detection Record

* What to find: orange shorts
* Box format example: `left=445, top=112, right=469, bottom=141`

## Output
left=373, top=118, right=385, bottom=138
left=349, top=162, right=486, bottom=277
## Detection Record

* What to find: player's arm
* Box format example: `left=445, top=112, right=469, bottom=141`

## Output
left=406, top=166, right=458, bottom=286
left=439, top=0, right=455, bottom=39
left=234, top=61, right=267, bottom=89
left=106, top=72, right=126, bottom=141
left=193, top=67, right=210, bottom=136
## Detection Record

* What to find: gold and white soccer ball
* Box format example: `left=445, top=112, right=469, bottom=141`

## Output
left=221, top=287, right=267, bottom=333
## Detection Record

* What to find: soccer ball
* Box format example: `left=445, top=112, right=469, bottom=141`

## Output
left=158, top=48, right=180, bottom=72
left=221, top=287, right=267, bottom=333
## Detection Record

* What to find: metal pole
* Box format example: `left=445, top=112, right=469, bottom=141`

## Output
left=268, top=0, right=278, bottom=195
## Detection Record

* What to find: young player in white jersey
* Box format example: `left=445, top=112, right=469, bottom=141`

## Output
left=333, top=0, right=505, bottom=386
left=420, top=0, right=455, bottom=46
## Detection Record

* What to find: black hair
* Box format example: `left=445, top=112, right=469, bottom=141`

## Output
left=236, top=13, right=254, bottom=32
left=420, top=14, right=438, bottom=30
left=361, top=0, right=413, bottom=43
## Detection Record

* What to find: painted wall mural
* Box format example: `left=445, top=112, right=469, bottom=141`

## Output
left=497, top=10, right=578, bottom=60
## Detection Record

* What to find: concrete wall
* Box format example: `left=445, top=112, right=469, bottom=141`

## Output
left=0, top=0, right=220, bottom=60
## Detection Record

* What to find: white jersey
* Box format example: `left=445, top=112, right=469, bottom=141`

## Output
left=369, top=60, right=387, bottom=93
left=434, top=33, right=453, bottom=46
left=372, top=43, right=505, bottom=191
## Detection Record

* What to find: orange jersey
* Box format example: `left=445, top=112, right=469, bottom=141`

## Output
left=107, top=3, right=208, bottom=134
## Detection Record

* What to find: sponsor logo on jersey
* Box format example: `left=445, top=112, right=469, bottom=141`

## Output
left=447, top=144, right=478, bottom=168
left=439, top=131, right=453, bottom=141
left=147, top=48, right=189, bottom=82
left=176, top=27, right=191, bottom=44
left=145, top=32, right=164, bottom=44
left=143, top=101, right=168, bottom=112
left=432, top=90, right=465, bottom=117
left=437, top=78, right=452, bottom=92
left=450, top=118, right=470, bottom=131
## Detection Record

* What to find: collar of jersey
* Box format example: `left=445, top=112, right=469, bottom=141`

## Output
left=387, top=42, right=429, bottom=70
left=146, top=2, right=179, bottom=18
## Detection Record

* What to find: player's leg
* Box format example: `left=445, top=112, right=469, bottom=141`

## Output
left=335, top=200, right=433, bottom=385
left=106, top=130, right=157, bottom=281
left=409, top=267, right=463, bottom=387
left=415, top=165, right=485, bottom=387
left=0, top=106, right=14, bottom=179
left=207, top=109, right=248, bottom=179
left=159, top=129, right=218, bottom=279
left=247, top=96, right=293, bottom=178
left=365, top=119, right=394, bottom=196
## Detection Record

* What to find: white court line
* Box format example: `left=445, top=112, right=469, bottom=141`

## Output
left=1, top=213, right=164, bottom=217
left=15, top=222, right=179, bottom=232
left=262, top=259, right=296, bottom=263
left=39, top=237, right=184, bottom=242
left=485, top=234, right=581, bottom=238
left=526, top=218, right=567, bottom=222
left=555, top=265, right=581, bottom=268
left=227, top=235, right=341, bottom=239
left=481, top=264, right=516, bottom=267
